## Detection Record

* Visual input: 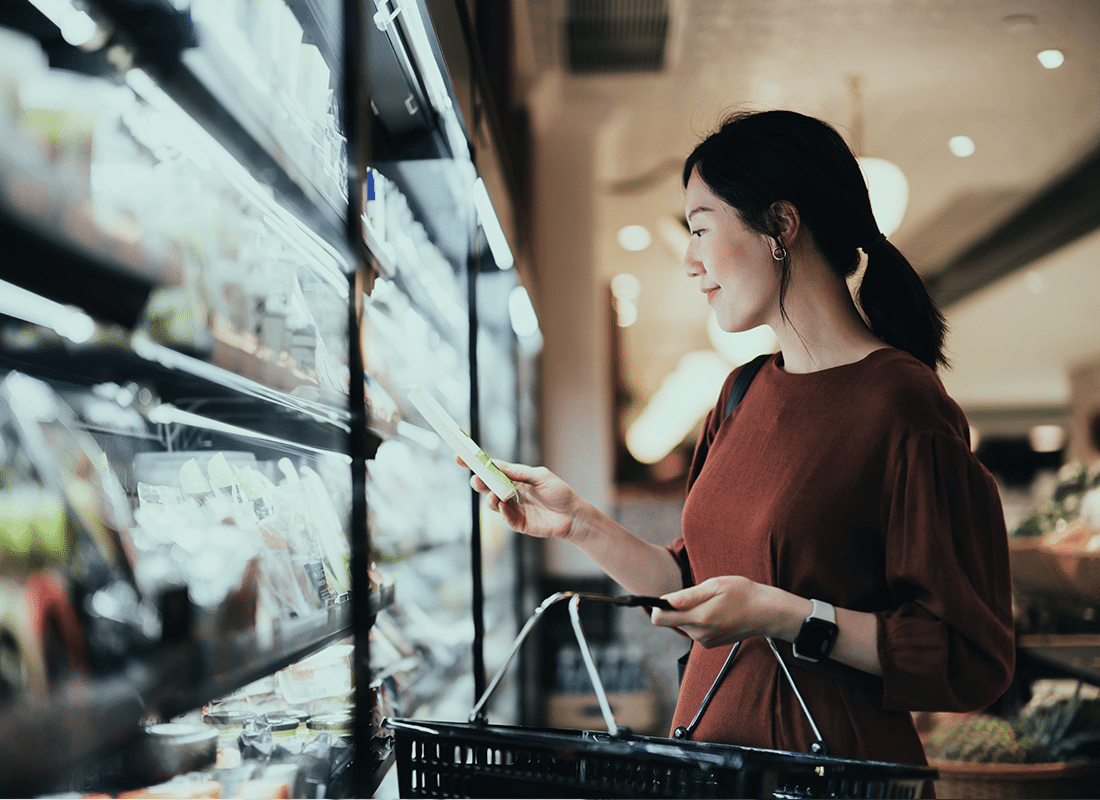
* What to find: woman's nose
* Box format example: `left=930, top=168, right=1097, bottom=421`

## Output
left=683, top=249, right=703, bottom=277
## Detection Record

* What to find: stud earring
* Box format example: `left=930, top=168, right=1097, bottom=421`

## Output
left=772, top=245, right=787, bottom=261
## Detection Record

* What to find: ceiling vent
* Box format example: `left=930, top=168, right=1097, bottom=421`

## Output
left=565, top=0, right=669, bottom=74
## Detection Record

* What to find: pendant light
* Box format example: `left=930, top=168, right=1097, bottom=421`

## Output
left=849, top=75, right=908, bottom=236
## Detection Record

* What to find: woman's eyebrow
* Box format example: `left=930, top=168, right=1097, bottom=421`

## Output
left=686, top=206, right=713, bottom=221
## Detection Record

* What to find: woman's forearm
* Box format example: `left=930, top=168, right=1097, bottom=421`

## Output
left=566, top=500, right=685, bottom=597
left=760, top=584, right=884, bottom=677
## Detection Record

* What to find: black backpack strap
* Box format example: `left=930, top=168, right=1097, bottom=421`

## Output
left=722, top=352, right=771, bottom=421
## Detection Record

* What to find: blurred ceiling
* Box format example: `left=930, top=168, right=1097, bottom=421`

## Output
left=507, top=0, right=1100, bottom=437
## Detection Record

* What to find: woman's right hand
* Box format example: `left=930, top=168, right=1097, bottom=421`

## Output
left=462, top=457, right=582, bottom=541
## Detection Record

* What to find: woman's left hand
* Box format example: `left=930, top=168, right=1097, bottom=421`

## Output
left=649, top=576, right=802, bottom=648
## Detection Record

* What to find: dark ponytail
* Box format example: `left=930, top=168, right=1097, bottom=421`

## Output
left=684, top=109, right=949, bottom=372
left=858, top=239, right=949, bottom=372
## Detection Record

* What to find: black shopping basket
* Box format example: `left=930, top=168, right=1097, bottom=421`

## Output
left=384, top=592, right=938, bottom=798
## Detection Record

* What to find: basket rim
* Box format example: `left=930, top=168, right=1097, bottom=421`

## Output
left=928, top=757, right=1100, bottom=779
left=384, top=717, right=939, bottom=780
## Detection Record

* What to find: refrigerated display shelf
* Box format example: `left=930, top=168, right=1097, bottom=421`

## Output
left=0, top=586, right=392, bottom=796
left=288, top=0, right=344, bottom=70
left=64, top=0, right=351, bottom=244
left=0, top=203, right=158, bottom=331
left=175, top=37, right=348, bottom=232
left=0, top=332, right=378, bottom=456
left=367, top=268, right=467, bottom=350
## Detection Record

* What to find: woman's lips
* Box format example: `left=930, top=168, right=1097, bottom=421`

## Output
left=703, top=287, right=719, bottom=302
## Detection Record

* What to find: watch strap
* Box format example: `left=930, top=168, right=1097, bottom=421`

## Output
left=810, top=598, right=836, bottom=625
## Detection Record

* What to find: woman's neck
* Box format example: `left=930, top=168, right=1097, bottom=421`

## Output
left=771, top=251, right=886, bottom=374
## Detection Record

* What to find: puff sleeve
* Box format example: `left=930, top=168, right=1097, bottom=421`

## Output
left=877, top=428, right=1015, bottom=712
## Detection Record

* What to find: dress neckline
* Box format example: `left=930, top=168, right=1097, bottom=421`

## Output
left=770, top=346, right=896, bottom=378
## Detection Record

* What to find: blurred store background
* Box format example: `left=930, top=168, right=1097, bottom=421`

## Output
left=2, top=1, right=1100, bottom=797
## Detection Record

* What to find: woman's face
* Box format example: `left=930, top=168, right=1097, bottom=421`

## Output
left=683, top=168, right=780, bottom=332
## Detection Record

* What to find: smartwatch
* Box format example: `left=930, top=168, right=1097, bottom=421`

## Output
left=792, top=599, right=839, bottom=662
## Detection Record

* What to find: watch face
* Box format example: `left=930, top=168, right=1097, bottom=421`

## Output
left=794, top=618, right=838, bottom=660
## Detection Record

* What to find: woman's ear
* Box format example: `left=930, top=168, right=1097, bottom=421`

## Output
left=768, top=200, right=801, bottom=247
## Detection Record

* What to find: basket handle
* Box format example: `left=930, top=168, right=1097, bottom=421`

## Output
left=469, top=593, right=828, bottom=753
left=672, top=635, right=827, bottom=755
left=468, top=592, right=636, bottom=736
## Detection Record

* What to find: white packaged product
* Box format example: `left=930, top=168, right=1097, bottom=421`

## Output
left=406, top=386, right=518, bottom=503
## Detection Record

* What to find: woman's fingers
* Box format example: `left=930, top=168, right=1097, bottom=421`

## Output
left=454, top=454, right=542, bottom=483
left=648, top=577, right=757, bottom=648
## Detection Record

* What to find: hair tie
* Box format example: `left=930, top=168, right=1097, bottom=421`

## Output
left=863, top=232, right=887, bottom=252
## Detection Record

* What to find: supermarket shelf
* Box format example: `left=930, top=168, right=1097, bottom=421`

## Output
left=1018, top=633, right=1100, bottom=686
left=0, top=331, right=386, bottom=459
left=82, top=0, right=350, bottom=246
left=174, top=42, right=348, bottom=239
left=0, top=589, right=391, bottom=796
left=158, top=595, right=358, bottom=718
left=290, top=0, right=344, bottom=71
left=0, top=202, right=158, bottom=331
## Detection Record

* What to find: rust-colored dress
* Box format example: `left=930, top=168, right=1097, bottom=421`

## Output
left=668, top=348, right=1015, bottom=765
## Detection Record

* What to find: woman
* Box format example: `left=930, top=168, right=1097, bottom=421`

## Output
left=468, top=109, right=1015, bottom=766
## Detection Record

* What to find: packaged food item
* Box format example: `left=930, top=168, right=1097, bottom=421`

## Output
left=203, top=707, right=257, bottom=747
left=274, top=642, right=353, bottom=710
left=264, top=713, right=302, bottom=743
left=0, top=373, right=152, bottom=678
left=407, top=385, right=518, bottom=503
left=0, top=486, right=69, bottom=574
left=0, top=372, right=134, bottom=581
left=305, top=712, right=352, bottom=743
left=127, top=722, right=217, bottom=782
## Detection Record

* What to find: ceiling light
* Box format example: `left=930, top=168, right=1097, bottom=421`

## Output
left=617, top=224, right=652, bottom=252
left=949, top=135, right=976, bottom=158
left=858, top=156, right=909, bottom=237
left=847, top=76, right=909, bottom=237
left=1038, top=49, right=1065, bottom=69
left=610, top=272, right=641, bottom=301
left=1029, top=424, right=1065, bottom=453
left=706, top=316, right=778, bottom=365
left=615, top=298, right=638, bottom=328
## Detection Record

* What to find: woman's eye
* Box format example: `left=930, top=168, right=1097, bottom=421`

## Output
left=690, top=229, right=703, bottom=237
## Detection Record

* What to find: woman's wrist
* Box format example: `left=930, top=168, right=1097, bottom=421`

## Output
left=561, top=496, right=596, bottom=545
left=758, top=584, right=814, bottom=643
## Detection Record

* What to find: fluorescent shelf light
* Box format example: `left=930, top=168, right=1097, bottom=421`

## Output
left=148, top=402, right=351, bottom=460
left=473, top=178, right=514, bottom=270
left=0, top=278, right=96, bottom=343
left=126, top=68, right=348, bottom=290
left=508, top=286, right=539, bottom=338
left=28, top=0, right=100, bottom=47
